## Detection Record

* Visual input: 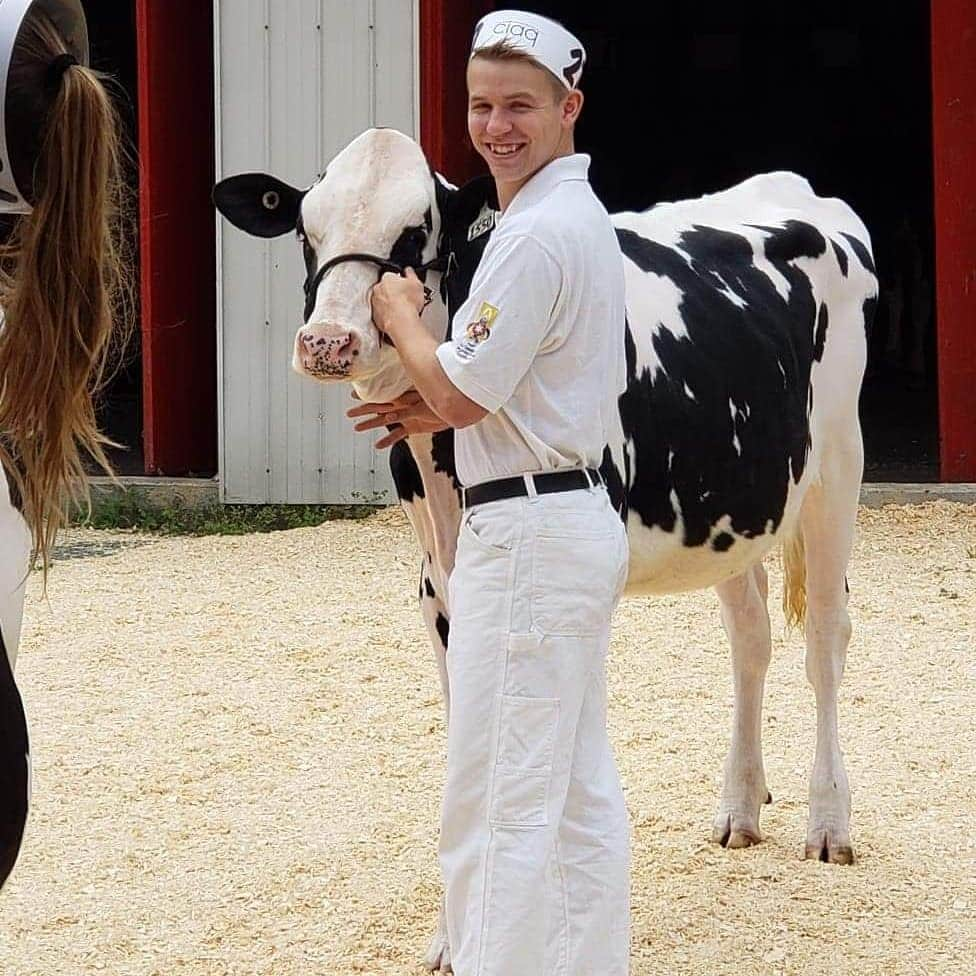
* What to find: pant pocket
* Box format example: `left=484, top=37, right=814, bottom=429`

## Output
left=489, top=694, right=559, bottom=828
left=532, top=532, right=617, bottom=636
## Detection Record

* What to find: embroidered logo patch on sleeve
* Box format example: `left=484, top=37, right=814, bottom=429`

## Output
left=455, top=302, right=499, bottom=361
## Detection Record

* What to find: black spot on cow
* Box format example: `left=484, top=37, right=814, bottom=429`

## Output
left=615, top=220, right=825, bottom=547
left=435, top=612, right=450, bottom=650
left=712, top=531, right=735, bottom=552
left=390, top=222, right=428, bottom=273
left=831, top=239, right=849, bottom=277
left=431, top=430, right=462, bottom=495
left=862, top=295, right=878, bottom=339
left=814, top=304, right=829, bottom=362
left=839, top=232, right=876, bottom=276
left=0, top=627, right=29, bottom=889
left=424, top=576, right=436, bottom=599
left=390, top=440, right=424, bottom=503
left=599, top=444, right=628, bottom=522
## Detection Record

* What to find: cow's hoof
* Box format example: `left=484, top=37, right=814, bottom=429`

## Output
left=711, top=811, right=762, bottom=850
left=804, top=830, right=854, bottom=865
left=423, top=929, right=453, bottom=973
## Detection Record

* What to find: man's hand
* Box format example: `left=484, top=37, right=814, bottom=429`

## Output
left=347, top=389, right=449, bottom=449
left=370, top=268, right=426, bottom=338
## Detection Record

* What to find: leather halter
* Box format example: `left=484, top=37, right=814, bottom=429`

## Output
left=303, top=250, right=454, bottom=325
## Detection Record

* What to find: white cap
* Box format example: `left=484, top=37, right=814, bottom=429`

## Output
left=0, top=0, right=89, bottom=212
left=471, top=10, right=586, bottom=90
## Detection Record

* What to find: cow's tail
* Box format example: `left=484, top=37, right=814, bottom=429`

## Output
left=781, top=528, right=807, bottom=633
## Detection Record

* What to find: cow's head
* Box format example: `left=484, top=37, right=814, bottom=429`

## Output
left=214, top=128, right=496, bottom=403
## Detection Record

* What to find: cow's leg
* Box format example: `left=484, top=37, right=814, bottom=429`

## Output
left=799, top=437, right=861, bottom=865
left=711, top=562, right=773, bottom=849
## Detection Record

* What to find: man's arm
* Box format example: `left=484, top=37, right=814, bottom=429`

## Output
left=370, top=269, right=488, bottom=429
left=347, top=389, right=449, bottom=449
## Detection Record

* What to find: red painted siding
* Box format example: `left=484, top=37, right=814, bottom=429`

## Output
left=136, top=0, right=217, bottom=475
left=932, top=1, right=976, bottom=481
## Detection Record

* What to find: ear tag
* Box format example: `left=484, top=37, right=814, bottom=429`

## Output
left=467, top=202, right=497, bottom=242
left=262, top=191, right=280, bottom=210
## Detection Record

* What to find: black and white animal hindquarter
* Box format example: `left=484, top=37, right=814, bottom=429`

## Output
left=599, top=172, right=876, bottom=864
left=606, top=172, right=877, bottom=592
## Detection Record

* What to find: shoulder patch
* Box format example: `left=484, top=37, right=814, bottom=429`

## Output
left=455, top=301, right=499, bottom=361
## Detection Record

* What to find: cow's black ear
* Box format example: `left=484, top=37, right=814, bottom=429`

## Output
left=435, top=172, right=498, bottom=244
left=213, top=173, right=306, bottom=238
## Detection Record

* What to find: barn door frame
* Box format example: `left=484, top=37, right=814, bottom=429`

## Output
left=419, top=0, right=494, bottom=182
left=135, top=0, right=218, bottom=476
left=931, top=1, right=976, bottom=482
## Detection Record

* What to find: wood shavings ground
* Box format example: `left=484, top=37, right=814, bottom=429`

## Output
left=1, top=502, right=973, bottom=975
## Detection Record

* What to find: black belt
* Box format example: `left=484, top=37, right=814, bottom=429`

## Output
left=462, top=468, right=602, bottom=509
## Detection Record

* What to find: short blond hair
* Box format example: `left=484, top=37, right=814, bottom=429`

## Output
left=469, top=38, right=570, bottom=103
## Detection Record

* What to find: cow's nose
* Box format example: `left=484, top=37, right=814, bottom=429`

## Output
left=297, top=328, right=360, bottom=375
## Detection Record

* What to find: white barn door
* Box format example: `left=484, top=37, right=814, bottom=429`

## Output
left=215, top=0, right=418, bottom=503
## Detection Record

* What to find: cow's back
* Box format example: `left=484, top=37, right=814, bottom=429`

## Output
left=610, top=173, right=877, bottom=594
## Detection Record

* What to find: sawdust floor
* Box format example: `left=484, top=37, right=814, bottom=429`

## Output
left=1, top=503, right=974, bottom=976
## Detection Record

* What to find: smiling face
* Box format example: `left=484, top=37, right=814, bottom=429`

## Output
left=466, top=53, right=582, bottom=208
left=292, top=129, right=447, bottom=400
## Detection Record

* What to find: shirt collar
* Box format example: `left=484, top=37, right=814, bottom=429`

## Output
left=500, top=153, right=591, bottom=221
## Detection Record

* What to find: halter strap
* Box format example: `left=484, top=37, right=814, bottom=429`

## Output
left=302, top=249, right=455, bottom=332
left=304, top=250, right=452, bottom=302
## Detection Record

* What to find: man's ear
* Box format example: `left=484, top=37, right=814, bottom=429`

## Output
left=213, top=173, right=307, bottom=238
left=562, top=89, right=584, bottom=127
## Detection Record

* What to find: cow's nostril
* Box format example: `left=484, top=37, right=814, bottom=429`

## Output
left=297, top=328, right=359, bottom=372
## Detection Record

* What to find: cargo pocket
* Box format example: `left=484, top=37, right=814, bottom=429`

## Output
left=489, top=694, right=559, bottom=828
left=531, top=532, right=617, bottom=635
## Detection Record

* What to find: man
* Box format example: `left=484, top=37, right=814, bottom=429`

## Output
left=351, top=11, right=630, bottom=974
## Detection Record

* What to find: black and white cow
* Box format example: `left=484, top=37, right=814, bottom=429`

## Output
left=215, top=127, right=877, bottom=973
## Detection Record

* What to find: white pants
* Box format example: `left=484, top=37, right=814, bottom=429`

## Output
left=441, top=484, right=630, bottom=976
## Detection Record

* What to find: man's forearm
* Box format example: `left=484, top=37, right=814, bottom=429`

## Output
left=386, top=308, right=487, bottom=428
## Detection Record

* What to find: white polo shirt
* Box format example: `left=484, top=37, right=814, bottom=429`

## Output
left=435, top=153, right=627, bottom=488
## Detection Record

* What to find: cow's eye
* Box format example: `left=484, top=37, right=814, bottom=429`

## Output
left=390, top=225, right=427, bottom=267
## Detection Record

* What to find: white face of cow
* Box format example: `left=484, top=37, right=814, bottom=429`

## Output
left=214, top=128, right=451, bottom=404
left=294, top=129, right=446, bottom=401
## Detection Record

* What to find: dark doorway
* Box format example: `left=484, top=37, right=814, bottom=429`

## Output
left=482, top=0, right=938, bottom=480
left=87, top=0, right=143, bottom=475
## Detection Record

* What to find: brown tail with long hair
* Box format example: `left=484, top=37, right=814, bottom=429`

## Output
left=781, top=526, right=807, bottom=632
left=0, top=10, right=132, bottom=576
